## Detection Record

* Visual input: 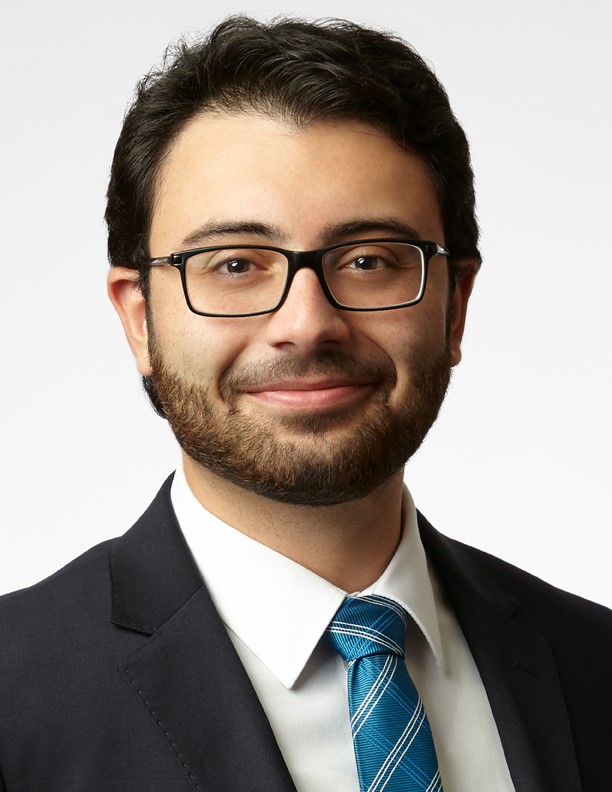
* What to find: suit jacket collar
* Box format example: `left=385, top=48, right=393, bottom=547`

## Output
left=110, top=478, right=581, bottom=792
left=111, top=474, right=202, bottom=635
left=418, top=513, right=582, bottom=792
left=110, top=475, right=296, bottom=791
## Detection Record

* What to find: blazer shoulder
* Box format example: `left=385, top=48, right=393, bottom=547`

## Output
left=0, top=539, right=114, bottom=635
left=464, top=538, right=612, bottom=628
left=418, top=512, right=612, bottom=642
left=0, top=476, right=178, bottom=635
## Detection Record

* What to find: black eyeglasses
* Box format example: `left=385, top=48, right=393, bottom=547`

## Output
left=148, top=238, right=449, bottom=318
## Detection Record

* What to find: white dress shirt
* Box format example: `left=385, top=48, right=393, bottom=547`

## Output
left=172, top=469, right=515, bottom=791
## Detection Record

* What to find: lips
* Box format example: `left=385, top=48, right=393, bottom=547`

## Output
left=246, top=376, right=370, bottom=393
left=244, top=377, right=374, bottom=410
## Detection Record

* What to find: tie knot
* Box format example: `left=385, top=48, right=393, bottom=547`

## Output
left=326, top=595, right=407, bottom=662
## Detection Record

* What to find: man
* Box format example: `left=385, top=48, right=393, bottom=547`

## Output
left=0, top=15, right=610, bottom=792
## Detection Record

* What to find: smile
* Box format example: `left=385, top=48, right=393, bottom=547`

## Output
left=244, top=379, right=374, bottom=410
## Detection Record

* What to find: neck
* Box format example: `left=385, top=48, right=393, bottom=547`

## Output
left=182, top=454, right=405, bottom=593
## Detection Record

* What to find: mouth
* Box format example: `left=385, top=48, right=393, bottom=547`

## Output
left=244, top=377, right=375, bottom=410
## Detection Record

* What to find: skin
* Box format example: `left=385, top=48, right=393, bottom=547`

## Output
left=108, top=111, right=476, bottom=592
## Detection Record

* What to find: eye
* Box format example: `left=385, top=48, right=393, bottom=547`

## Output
left=336, top=245, right=401, bottom=273
left=189, top=248, right=275, bottom=277
left=329, top=243, right=422, bottom=275
left=345, top=254, right=388, bottom=271
left=216, top=257, right=255, bottom=275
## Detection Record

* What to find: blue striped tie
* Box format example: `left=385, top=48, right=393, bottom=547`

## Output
left=326, top=595, right=443, bottom=792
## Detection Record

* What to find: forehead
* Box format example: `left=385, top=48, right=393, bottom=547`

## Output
left=150, top=111, right=443, bottom=252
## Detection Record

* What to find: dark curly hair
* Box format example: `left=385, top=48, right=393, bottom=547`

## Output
left=105, top=15, right=480, bottom=282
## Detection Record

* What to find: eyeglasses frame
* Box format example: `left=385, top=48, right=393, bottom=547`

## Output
left=147, top=237, right=450, bottom=318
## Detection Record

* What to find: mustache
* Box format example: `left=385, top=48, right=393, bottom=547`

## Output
left=220, top=349, right=397, bottom=395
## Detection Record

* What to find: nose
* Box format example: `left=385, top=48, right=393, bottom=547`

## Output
left=263, top=267, right=351, bottom=352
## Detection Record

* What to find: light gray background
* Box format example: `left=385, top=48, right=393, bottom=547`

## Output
left=1, top=0, right=610, bottom=604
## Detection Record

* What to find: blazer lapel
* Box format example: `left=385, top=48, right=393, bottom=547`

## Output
left=418, top=514, right=582, bottom=792
left=110, top=477, right=296, bottom=791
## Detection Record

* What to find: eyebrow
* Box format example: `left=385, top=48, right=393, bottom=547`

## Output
left=178, top=216, right=423, bottom=250
left=320, top=218, right=423, bottom=244
left=180, top=221, right=286, bottom=248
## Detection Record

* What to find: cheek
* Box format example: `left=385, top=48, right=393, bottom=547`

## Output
left=384, top=299, right=449, bottom=354
left=150, top=302, right=258, bottom=394
left=375, top=301, right=449, bottom=396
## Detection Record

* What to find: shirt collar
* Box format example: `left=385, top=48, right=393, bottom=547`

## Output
left=171, top=468, right=444, bottom=689
left=365, top=487, right=444, bottom=668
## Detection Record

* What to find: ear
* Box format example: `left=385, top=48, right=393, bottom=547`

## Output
left=107, top=267, right=152, bottom=376
left=448, top=259, right=478, bottom=367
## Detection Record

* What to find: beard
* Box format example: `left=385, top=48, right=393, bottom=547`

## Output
left=146, top=334, right=451, bottom=507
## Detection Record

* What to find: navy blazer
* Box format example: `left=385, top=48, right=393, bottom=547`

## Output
left=1, top=476, right=611, bottom=791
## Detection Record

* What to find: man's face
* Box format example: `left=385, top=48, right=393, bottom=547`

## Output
left=111, top=111, right=473, bottom=506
